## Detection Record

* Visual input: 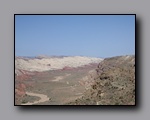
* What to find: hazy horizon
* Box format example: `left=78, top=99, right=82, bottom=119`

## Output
left=15, top=54, right=135, bottom=59
left=15, top=15, right=135, bottom=58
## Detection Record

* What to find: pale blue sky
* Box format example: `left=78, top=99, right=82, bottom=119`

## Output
left=15, top=15, right=135, bottom=58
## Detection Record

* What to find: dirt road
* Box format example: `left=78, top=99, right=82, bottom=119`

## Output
left=21, top=92, right=49, bottom=105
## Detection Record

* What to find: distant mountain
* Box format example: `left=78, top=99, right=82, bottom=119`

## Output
left=15, top=56, right=103, bottom=73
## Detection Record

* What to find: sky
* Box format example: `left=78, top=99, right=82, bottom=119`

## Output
left=15, top=15, right=135, bottom=58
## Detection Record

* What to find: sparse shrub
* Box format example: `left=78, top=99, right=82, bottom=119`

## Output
left=21, top=100, right=28, bottom=104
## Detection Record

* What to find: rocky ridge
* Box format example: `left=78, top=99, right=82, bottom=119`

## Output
left=67, top=55, right=135, bottom=105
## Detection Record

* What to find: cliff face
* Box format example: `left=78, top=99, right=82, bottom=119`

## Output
left=67, top=55, right=135, bottom=105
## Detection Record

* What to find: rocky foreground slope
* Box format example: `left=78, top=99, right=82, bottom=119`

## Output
left=67, top=55, right=135, bottom=105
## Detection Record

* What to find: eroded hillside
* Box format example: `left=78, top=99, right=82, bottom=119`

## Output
left=67, top=55, right=135, bottom=105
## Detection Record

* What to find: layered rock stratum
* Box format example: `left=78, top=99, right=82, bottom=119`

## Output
left=15, top=56, right=103, bottom=73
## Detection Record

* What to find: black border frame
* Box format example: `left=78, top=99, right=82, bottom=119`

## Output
left=14, top=14, right=136, bottom=107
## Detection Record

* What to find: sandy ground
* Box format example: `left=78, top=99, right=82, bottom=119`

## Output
left=51, top=76, right=64, bottom=82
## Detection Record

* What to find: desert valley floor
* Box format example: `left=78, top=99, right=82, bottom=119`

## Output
left=20, top=64, right=97, bottom=105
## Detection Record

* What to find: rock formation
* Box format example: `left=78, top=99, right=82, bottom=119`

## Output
left=67, top=55, right=135, bottom=105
